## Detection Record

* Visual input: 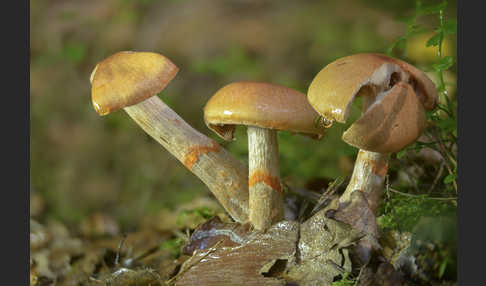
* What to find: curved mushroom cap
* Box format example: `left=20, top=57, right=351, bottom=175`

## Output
left=342, top=82, right=427, bottom=153
left=204, top=82, right=327, bottom=141
left=307, top=53, right=437, bottom=153
left=307, top=53, right=438, bottom=123
left=90, top=51, right=178, bottom=116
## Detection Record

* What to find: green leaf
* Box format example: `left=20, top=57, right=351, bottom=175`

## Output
left=426, top=33, right=441, bottom=47
left=442, top=19, right=457, bottom=35
left=435, top=117, right=457, bottom=132
left=439, top=259, right=448, bottom=278
left=433, top=56, right=454, bottom=71
left=444, top=173, right=456, bottom=184
left=396, top=149, right=407, bottom=159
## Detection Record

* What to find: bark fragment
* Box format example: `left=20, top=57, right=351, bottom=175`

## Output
left=173, top=218, right=299, bottom=285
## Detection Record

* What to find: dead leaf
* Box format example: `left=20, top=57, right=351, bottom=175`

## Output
left=172, top=220, right=299, bottom=286
left=284, top=209, right=363, bottom=286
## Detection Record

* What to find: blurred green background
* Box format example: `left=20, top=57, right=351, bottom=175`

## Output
left=30, top=0, right=457, bottom=230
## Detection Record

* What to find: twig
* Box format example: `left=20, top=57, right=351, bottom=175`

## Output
left=326, top=259, right=346, bottom=274
left=310, top=177, right=344, bottom=216
left=443, top=163, right=458, bottom=193
left=432, top=127, right=456, bottom=169
left=428, top=128, right=457, bottom=192
left=388, top=188, right=457, bottom=201
left=354, top=261, right=369, bottom=286
left=427, top=161, right=445, bottom=194
left=385, top=175, right=402, bottom=232
left=115, top=233, right=127, bottom=266
left=166, top=239, right=224, bottom=285
left=284, top=184, right=320, bottom=203
left=132, top=245, right=160, bottom=263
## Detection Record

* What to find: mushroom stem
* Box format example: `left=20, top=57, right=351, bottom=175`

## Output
left=339, top=150, right=390, bottom=214
left=123, top=96, right=249, bottom=222
left=247, top=126, right=284, bottom=231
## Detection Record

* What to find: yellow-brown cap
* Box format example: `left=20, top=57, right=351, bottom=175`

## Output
left=90, top=51, right=178, bottom=115
left=307, top=53, right=438, bottom=123
left=204, top=82, right=327, bottom=140
left=342, top=82, right=427, bottom=153
left=307, top=53, right=438, bottom=153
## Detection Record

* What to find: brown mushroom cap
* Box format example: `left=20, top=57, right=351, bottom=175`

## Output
left=381, top=55, right=438, bottom=110
left=204, top=82, right=327, bottom=140
left=307, top=53, right=438, bottom=124
left=307, top=53, right=438, bottom=153
left=90, top=51, right=178, bottom=116
left=342, top=82, right=427, bottom=153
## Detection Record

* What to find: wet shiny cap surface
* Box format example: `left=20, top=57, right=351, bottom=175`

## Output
left=90, top=51, right=178, bottom=115
left=307, top=53, right=437, bottom=153
left=204, top=81, right=327, bottom=141
left=307, top=53, right=438, bottom=124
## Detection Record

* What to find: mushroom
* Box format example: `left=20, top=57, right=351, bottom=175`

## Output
left=204, top=81, right=326, bottom=230
left=307, top=53, right=438, bottom=213
left=90, top=51, right=249, bottom=223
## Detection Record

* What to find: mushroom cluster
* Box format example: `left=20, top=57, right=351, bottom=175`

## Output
left=89, top=51, right=438, bottom=240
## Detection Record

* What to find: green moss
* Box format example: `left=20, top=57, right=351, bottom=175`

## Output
left=177, top=206, right=217, bottom=226
left=160, top=237, right=184, bottom=258
left=331, top=272, right=356, bottom=286
left=377, top=194, right=456, bottom=232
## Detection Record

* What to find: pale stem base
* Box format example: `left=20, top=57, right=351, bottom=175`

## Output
left=339, top=150, right=390, bottom=214
left=247, top=126, right=284, bottom=231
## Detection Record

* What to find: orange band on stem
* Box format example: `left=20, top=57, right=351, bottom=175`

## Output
left=371, top=159, right=388, bottom=178
left=249, top=170, right=282, bottom=193
left=184, top=140, right=221, bottom=170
